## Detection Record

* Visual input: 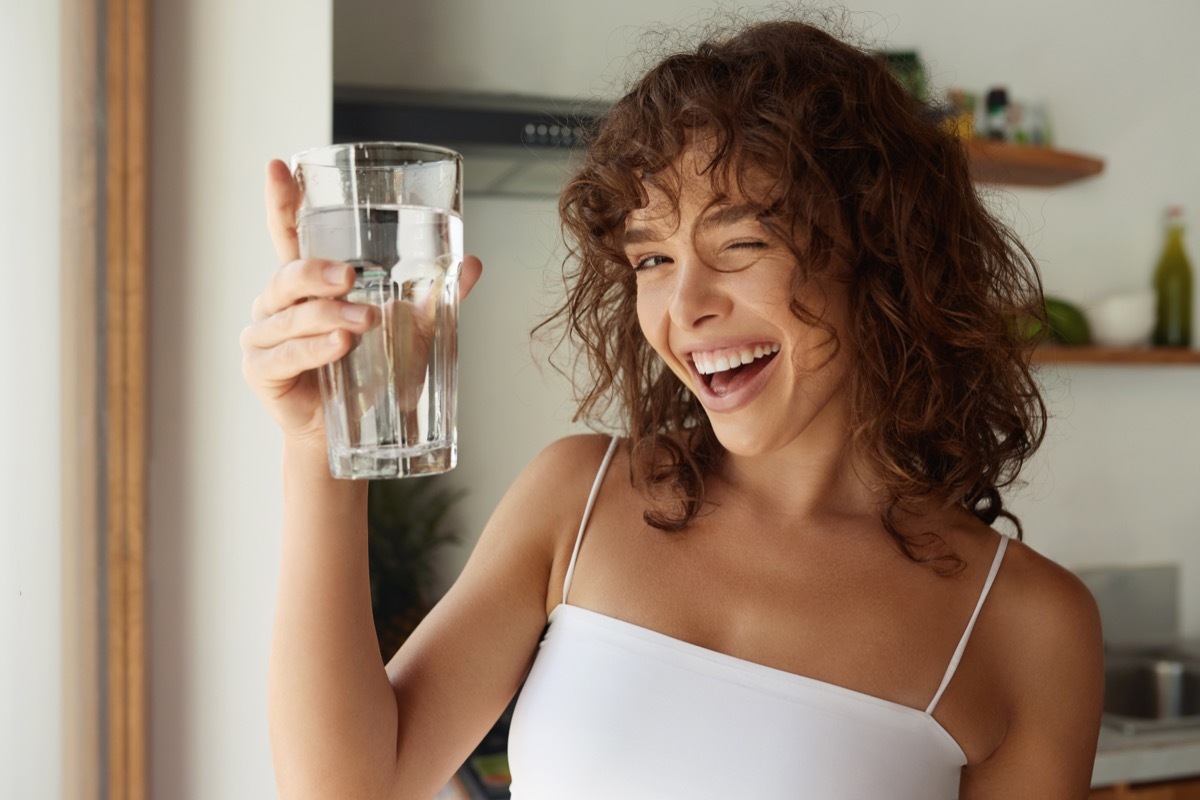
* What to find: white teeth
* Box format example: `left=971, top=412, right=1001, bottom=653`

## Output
left=693, top=343, right=780, bottom=375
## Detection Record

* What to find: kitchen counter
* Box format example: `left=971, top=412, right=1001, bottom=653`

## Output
left=1074, top=568, right=1200, bottom=787
left=1094, top=723, right=1200, bottom=787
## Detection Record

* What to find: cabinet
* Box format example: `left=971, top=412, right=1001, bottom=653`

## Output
left=967, top=141, right=1104, bottom=187
left=1033, top=346, right=1200, bottom=366
left=1092, top=777, right=1200, bottom=799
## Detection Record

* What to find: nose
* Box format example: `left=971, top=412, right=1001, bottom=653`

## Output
left=668, top=254, right=730, bottom=330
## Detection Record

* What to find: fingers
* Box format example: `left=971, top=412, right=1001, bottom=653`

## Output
left=241, top=293, right=369, bottom=388
left=251, top=259, right=355, bottom=322
left=248, top=251, right=467, bottom=353
left=242, top=297, right=375, bottom=352
left=242, top=329, right=353, bottom=385
left=265, top=159, right=302, bottom=264
left=460, top=254, right=483, bottom=302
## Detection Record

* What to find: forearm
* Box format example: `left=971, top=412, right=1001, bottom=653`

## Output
left=268, top=436, right=398, bottom=799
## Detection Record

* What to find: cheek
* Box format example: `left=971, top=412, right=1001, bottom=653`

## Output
left=635, top=287, right=694, bottom=383
left=634, top=282, right=668, bottom=351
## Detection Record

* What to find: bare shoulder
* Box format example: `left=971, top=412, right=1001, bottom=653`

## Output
left=960, top=535, right=1104, bottom=796
left=402, top=433, right=621, bottom=660
left=528, top=433, right=619, bottom=476
left=449, top=433, right=621, bottom=595
left=985, top=536, right=1104, bottom=707
left=939, top=518, right=1102, bottom=691
left=508, top=433, right=619, bottom=519
left=485, top=434, right=623, bottom=614
left=487, top=433, right=621, bottom=554
left=990, top=537, right=1103, bottom=661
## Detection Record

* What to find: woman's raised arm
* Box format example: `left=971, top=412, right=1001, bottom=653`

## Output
left=243, top=158, right=568, bottom=800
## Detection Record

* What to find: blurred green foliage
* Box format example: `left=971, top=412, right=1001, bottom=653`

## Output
left=367, top=477, right=464, bottom=658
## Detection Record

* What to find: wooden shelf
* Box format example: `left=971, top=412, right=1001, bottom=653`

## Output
left=967, top=141, right=1104, bottom=187
left=1033, top=346, right=1200, bottom=365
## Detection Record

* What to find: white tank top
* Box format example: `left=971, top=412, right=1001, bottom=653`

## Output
left=507, top=437, right=1007, bottom=799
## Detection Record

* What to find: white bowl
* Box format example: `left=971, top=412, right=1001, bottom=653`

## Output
left=1086, top=289, right=1156, bottom=347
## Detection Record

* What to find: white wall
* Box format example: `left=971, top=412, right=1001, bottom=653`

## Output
left=0, top=1, right=62, bottom=797
left=336, top=0, right=1200, bottom=630
left=148, top=1, right=331, bottom=797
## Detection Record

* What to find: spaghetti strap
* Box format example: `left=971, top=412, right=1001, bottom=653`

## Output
left=561, top=436, right=621, bottom=606
left=925, top=535, right=1009, bottom=715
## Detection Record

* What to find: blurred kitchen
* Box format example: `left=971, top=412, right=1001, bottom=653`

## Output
left=330, top=0, right=1200, bottom=608
left=5, top=0, right=1198, bottom=798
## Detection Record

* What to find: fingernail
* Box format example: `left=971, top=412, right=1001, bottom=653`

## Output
left=324, top=263, right=349, bottom=284
left=328, top=331, right=342, bottom=345
left=342, top=305, right=369, bottom=323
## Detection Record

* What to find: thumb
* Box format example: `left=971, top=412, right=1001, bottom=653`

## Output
left=459, top=255, right=483, bottom=301
left=265, top=158, right=302, bottom=263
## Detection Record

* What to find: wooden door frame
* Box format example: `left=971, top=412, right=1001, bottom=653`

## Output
left=61, top=0, right=148, bottom=797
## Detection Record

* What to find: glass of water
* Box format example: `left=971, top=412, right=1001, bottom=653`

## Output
left=291, top=143, right=464, bottom=479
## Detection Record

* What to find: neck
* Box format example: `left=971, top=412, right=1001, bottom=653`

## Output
left=712, top=423, right=884, bottom=527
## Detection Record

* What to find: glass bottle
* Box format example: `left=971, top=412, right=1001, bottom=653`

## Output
left=1152, top=206, right=1193, bottom=347
left=984, top=87, right=1008, bottom=141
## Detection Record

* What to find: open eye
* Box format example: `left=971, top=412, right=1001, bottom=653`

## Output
left=632, top=254, right=672, bottom=272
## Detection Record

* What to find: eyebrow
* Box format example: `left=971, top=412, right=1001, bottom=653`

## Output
left=623, top=203, right=762, bottom=246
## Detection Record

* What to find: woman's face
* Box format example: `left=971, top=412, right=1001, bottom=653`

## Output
left=624, top=162, right=853, bottom=458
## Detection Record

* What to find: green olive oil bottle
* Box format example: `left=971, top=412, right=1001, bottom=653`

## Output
left=1152, top=206, right=1193, bottom=347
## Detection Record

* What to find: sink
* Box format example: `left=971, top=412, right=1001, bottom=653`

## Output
left=1105, top=654, right=1200, bottom=734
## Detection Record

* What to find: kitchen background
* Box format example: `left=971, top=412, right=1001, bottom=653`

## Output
left=330, top=0, right=1200, bottom=608
left=4, top=0, right=1198, bottom=798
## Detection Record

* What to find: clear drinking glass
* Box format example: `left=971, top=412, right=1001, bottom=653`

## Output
left=291, top=142, right=464, bottom=479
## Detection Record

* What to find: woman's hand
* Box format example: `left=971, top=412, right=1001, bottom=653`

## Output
left=240, top=159, right=482, bottom=444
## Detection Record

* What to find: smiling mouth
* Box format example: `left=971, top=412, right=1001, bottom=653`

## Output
left=691, top=343, right=780, bottom=397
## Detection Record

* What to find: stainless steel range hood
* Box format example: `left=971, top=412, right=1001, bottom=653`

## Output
left=333, top=86, right=610, bottom=198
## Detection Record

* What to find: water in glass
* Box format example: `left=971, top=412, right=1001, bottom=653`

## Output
left=299, top=204, right=463, bottom=478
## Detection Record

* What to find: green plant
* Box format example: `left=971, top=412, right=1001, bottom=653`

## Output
left=367, top=477, right=464, bottom=658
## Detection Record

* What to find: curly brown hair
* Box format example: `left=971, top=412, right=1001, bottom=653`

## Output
left=540, top=17, right=1047, bottom=569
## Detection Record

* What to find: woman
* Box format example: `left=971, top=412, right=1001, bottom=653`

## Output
left=241, top=17, right=1103, bottom=800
